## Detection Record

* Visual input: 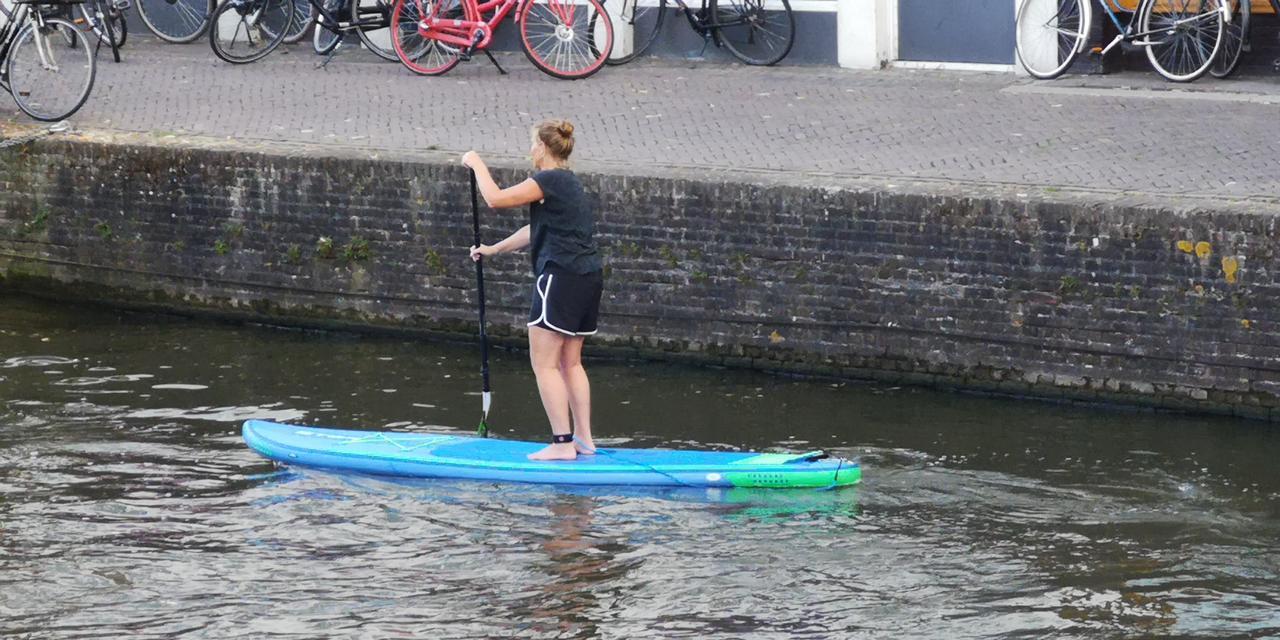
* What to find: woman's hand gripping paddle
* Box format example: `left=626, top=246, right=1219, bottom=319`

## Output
left=471, top=170, right=492, bottom=437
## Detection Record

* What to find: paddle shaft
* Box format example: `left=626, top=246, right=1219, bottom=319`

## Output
left=471, top=171, right=492, bottom=435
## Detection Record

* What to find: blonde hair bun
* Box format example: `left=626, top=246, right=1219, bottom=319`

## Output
left=535, top=119, right=576, bottom=161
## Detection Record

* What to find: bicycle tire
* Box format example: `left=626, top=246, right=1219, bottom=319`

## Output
left=312, top=0, right=343, bottom=54
left=1210, top=0, right=1249, bottom=78
left=605, top=0, right=665, bottom=65
left=135, top=0, right=214, bottom=43
left=390, top=0, right=462, bottom=75
left=518, top=0, right=613, bottom=79
left=261, top=0, right=315, bottom=42
left=209, top=0, right=294, bottom=64
left=6, top=17, right=96, bottom=121
left=1014, top=0, right=1090, bottom=79
left=354, top=0, right=398, bottom=60
left=1140, top=0, right=1223, bottom=82
left=710, top=0, right=793, bottom=65
left=285, top=0, right=315, bottom=42
left=100, top=0, right=122, bottom=62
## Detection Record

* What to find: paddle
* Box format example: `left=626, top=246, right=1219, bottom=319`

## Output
left=471, top=170, right=492, bottom=438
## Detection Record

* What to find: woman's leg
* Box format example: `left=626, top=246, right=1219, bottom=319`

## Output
left=559, top=336, right=595, bottom=454
left=528, top=326, right=577, bottom=460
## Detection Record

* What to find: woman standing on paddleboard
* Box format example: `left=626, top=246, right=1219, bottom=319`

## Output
left=463, top=120, right=603, bottom=461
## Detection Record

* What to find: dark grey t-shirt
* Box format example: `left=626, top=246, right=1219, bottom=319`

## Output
left=529, top=168, right=602, bottom=276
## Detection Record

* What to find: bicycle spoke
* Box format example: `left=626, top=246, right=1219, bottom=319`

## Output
left=518, top=0, right=612, bottom=78
left=712, top=0, right=794, bottom=65
left=8, top=18, right=96, bottom=120
left=1143, top=0, right=1222, bottom=81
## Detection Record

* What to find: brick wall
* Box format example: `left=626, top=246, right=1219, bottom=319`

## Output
left=2, top=136, right=1278, bottom=419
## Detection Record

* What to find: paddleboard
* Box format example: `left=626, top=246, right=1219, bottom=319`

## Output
left=242, top=420, right=861, bottom=489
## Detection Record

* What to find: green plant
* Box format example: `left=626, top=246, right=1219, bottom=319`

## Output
left=424, top=249, right=446, bottom=276
left=343, top=237, right=371, bottom=262
left=214, top=239, right=230, bottom=255
left=224, top=222, right=245, bottom=239
left=95, top=222, right=112, bottom=241
left=316, top=236, right=335, bottom=259
left=1058, top=276, right=1082, bottom=296
left=659, top=246, right=678, bottom=268
left=19, top=207, right=49, bottom=236
left=285, top=244, right=302, bottom=264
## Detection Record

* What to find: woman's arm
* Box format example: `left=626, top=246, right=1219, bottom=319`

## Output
left=471, top=225, right=531, bottom=262
left=462, top=152, right=545, bottom=209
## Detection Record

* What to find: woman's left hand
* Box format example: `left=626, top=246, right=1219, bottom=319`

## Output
left=461, top=151, right=483, bottom=170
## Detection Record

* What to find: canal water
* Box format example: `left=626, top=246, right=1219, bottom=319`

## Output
left=2, top=293, right=1277, bottom=639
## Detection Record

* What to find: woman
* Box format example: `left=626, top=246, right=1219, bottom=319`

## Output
left=463, top=119, right=603, bottom=461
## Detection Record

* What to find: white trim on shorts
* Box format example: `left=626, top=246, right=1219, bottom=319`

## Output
left=527, top=273, right=598, bottom=337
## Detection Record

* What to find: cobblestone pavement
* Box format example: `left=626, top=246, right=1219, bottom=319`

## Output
left=3, top=37, right=1279, bottom=202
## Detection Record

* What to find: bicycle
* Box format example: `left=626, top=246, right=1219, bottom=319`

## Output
left=0, top=0, right=96, bottom=121
left=1015, top=0, right=1228, bottom=82
left=135, top=0, right=213, bottom=42
left=207, top=0, right=294, bottom=63
left=607, top=0, right=794, bottom=66
left=210, top=0, right=399, bottom=64
left=1211, top=0, right=1280, bottom=78
left=57, top=0, right=126, bottom=62
left=307, top=0, right=398, bottom=61
left=389, top=0, right=613, bottom=79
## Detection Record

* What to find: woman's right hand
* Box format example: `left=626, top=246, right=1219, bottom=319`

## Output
left=470, top=244, right=497, bottom=262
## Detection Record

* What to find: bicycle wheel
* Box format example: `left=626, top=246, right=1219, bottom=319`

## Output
left=390, top=0, right=462, bottom=75
left=518, top=0, right=613, bottom=79
left=1210, top=0, right=1249, bottom=78
left=605, top=0, right=665, bottom=65
left=312, top=0, right=343, bottom=54
left=6, top=17, right=96, bottom=121
left=710, top=0, right=793, bottom=65
left=261, top=0, right=315, bottom=42
left=285, top=0, right=315, bottom=41
left=1141, top=0, right=1224, bottom=82
left=109, top=0, right=129, bottom=47
left=1015, top=0, right=1090, bottom=79
left=209, top=0, right=294, bottom=64
left=354, top=0, right=398, bottom=60
left=136, top=0, right=213, bottom=43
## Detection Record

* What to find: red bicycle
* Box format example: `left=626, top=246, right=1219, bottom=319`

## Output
left=390, top=0, right=612, bottom=78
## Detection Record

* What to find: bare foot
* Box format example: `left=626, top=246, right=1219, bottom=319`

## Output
left=574, top=436, right=597, bottom=455
left=528, top=442, right=578, bottom=461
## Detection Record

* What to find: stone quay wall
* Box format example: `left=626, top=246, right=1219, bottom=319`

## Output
left=2, top=134, right=1278, bottom=420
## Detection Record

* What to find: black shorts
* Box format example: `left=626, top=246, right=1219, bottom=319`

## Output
left=527, top=264, right=603, bottom=336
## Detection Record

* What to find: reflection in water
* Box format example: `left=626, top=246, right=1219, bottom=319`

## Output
left=2, top=293, right=1280, bottom=638
left=527, top=495, right=614, bottom=638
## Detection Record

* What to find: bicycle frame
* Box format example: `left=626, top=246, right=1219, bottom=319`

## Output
left=1095, top=0, right=1227, bottom=56
left=315, top=0, right=387, bottom=33
left=665, top=0, right=757, bottom=34
left=1, top=3, right=58, bottom=71
left=0, top=0, right=26, bottom=56
left=414, top=0, right=530, bottom=49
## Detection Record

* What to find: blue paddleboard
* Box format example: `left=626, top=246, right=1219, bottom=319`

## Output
left=242, top=420, right=860, bottom=489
